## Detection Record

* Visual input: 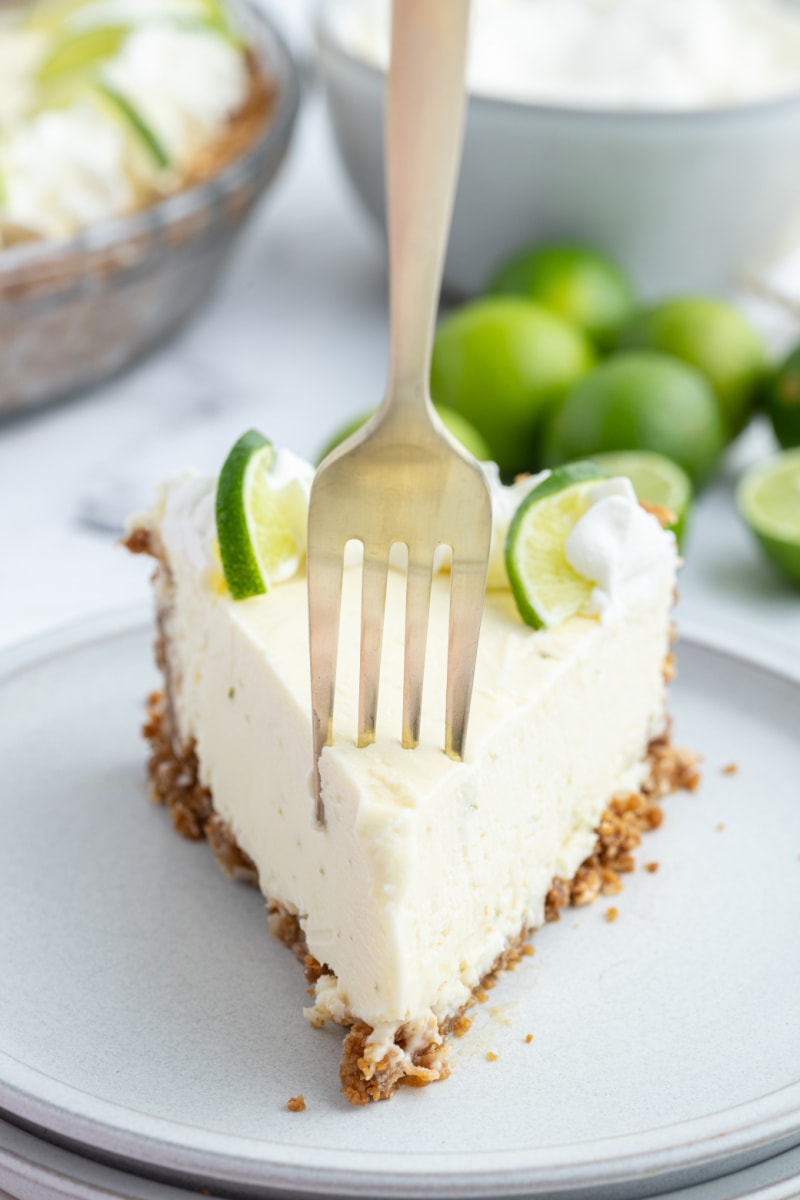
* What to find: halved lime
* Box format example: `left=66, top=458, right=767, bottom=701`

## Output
left=505, top=461, right=609, bottom=629
left=590, top=450, right=692, bottom=547
left=737, top=450, right=800, bottom=586
left=215, top=430, right=303, bottom=601
left=36, top=24, right=129, bottom=85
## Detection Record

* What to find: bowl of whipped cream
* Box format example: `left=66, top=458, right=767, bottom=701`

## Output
left=0, top=0, right=300, bottom=416
left=318, top=0, right=800, bottom=296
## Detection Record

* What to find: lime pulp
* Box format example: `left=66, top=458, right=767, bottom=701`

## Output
left=737, top=449, right=800, bottom=586
left=215, top=430, right=302, bottom=601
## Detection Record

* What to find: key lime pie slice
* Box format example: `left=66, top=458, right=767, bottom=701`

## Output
left=126, top=434, right=699, bottom=1104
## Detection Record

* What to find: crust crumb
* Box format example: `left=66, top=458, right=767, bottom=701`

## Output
left=121, top=527, right=156, bottom=557
left=524, top=1033, right=534, bottom=1044
left=644, top=861, right=660, bottom=874
left=641, top=500, right=676, bottom=529
left=606, top=906, right=619, bottom=923
left=452, top=1015, right=472, bottom=1038
left=485, top=1052, right=498, bottom=1062
left=287, top=1095, right=306, bottom=1113
left=721, top=763, right=738, bottom=776
left=645, top=734, right=701, bottom=797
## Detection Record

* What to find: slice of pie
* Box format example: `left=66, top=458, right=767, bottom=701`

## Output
left=126, top=447, right=699, bottom=1104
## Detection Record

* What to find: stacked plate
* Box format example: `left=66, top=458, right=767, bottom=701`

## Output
left=1, top=610, right=799, bottom=1200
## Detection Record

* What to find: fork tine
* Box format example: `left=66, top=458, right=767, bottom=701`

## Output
left=402, top=548, right=434, bottom=749
left=444, top=555, right=487, bottom=762
left=308, top=547, right=345, bottom=825
left=358, top=547, right=390, bottom=748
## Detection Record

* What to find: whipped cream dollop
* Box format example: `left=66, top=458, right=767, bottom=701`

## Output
left=0, top=103, right=134, bottom=238
left=332, top=0, right=800, bottom=110
left=102, top=26, right=248, bottom=170
left=565, top=478, right=676, bottom=623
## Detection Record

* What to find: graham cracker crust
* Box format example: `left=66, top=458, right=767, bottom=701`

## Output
left=128, top=526, right=701, bottom=1105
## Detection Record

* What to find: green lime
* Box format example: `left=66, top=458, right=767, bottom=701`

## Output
left=36, top=25, right=129, bottom=85
left=542, top=351, right=725, bottom=488
left=215, top=430, right=302, bottom=600
left=487, top=243, right=636, bottom=351
left=618, top=296, right=767, bottom=439
left=590, top=450, right=692, bottom=547
left=316, top=404, right=492, bottom=465
left=505, top=461, right=610, bottom=629
left=431, top=297, right=594, bottom=478
left=737, top=449, right=800, bottom=586
left=766, top=345, right=800, bottom=449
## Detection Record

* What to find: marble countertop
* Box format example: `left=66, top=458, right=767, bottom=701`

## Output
left=1, top=87, right=798, bottom=664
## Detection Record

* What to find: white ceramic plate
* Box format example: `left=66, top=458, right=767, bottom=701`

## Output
left=2, top=1114, right=800, bottom=1200
left=0, top=609, right=799, bottom=1200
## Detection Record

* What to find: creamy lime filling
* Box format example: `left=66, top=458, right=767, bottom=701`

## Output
left=134, top=461, right=675, bottom=1050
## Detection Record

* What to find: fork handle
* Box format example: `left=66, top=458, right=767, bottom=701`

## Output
left=385, top=0, right=471, bottom=406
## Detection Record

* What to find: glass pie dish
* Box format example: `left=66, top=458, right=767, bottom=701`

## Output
left=0, top=1, right=300, bottom=417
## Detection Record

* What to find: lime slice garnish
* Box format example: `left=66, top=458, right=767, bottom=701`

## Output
left=737, top=449, right=800, bottom=586
left=590, top=450, right=692, bottom=547
left=36, top=24, right=129, bottom=85
left=94, top=81, right=170, bottom=169
left=505, top=461, right=609, bottom=629
left=216, top=430, right=303, bottom=601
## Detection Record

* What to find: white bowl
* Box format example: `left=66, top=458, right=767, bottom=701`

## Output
left=317, top=0, right=800, bottom=298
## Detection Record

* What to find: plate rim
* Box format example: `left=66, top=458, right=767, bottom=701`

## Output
left=2, top=1115, right=800, bottom=1200
left=1, top=605, right=799, bottom=1198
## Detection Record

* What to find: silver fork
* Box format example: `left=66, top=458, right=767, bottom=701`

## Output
left=307, top=0, right=491, bottom=824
